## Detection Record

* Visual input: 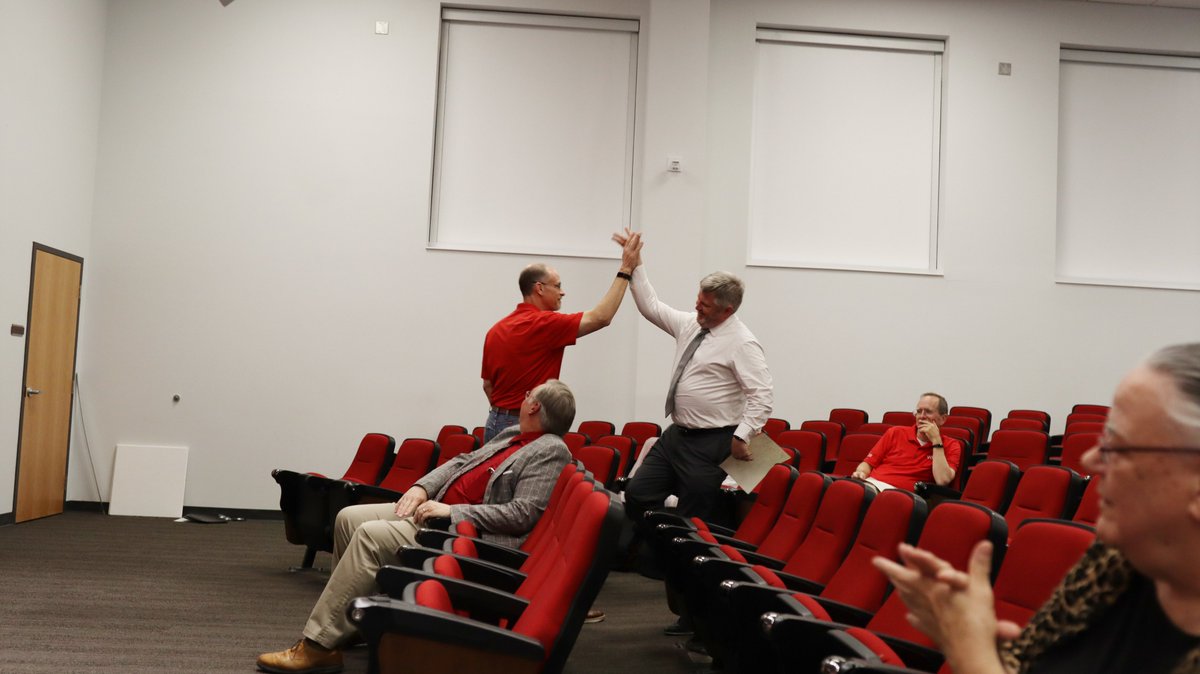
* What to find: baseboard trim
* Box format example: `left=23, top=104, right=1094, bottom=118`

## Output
left=183, top=505, right=283, bottom=521
left=65, top=500, right=110, bottom=513
left=63, top=501, right=282, bottom=521
left=0, top=511, right=13, bottom=527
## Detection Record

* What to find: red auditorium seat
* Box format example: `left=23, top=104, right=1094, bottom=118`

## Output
left=763, top=417, right=791, bottom=442
left=763, top=500, right=1008, bottom=674
left=594, top=434, right=637, bottom=477
left=576, top=420, right=615, bottom=441
left=949, top=406, right=992, bottom=445
left=983, top=429, right=1050, bottom=472
left=561, top=431, right=588, bottom=454
left=713, top=488, right=928, bottom=673
left=816, top=518, right=1094, bottom=674
left=829, top=408, right=869, bottom=434
left=880, top=411, right=916, bottom=427
left=830, top=433, right=879, bottom=476
left=435, top=433, right=479, bottom=467
left=620, top=421, right=662, bottom=465
left=775, top=429, right=826, bottom=472
left=357, top=479, right=623, bottom=674
left=435, top=424, right=468, bottom=449
left=574, top=444, right=620, bottom=488
left=800, top=420, right=846, bottom=464
left=999, top=417, right=1045, bottom=432
left=1006, top=409, right=1051, bottom=431
left=1002, top=465, right=1083, bottom=542
left=1059, top=432, right=1100, bottom=475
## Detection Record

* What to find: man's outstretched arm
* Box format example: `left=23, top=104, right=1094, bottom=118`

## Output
left=578, top=231, right=642, bottom=336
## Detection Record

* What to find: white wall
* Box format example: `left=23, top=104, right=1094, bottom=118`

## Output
left=2, top=0, right=1198, bottom=515
left=76, top=0, right=658, bottom=509
left=708, top=0, right=1200, bottom=427
left=0, top=0, right=106, bottom=515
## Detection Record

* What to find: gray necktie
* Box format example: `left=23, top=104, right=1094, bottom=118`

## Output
left=665, top=329, right=709, bottom=417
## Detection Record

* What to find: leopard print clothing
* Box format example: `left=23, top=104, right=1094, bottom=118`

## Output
left=999, top=542, right=1200, bottom=674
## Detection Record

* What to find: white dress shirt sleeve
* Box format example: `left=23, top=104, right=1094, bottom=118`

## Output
left=630, top=265, right=692, bottom=338
left=731, top=339, right=774, bottom=441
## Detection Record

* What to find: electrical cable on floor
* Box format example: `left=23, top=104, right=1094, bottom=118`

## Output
left=73, top=372, right=107, bottom=515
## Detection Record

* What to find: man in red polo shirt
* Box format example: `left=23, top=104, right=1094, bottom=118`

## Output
left=482, top=233, right=642, bottom=442
left=853, top=392, right=962, bottom=491
left=257, top=380, right=576, bottom=674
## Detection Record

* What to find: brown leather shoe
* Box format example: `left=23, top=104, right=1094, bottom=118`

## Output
left=256, top=639, right=343, bottom=674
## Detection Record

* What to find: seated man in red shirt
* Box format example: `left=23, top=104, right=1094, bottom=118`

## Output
left=852, top=392, right=962, bottom=491
left=256, top=379, right=576, bottom=674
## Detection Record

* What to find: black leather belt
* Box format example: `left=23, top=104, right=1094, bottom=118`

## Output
left=674, top=425, right=737, bottom=436
left=490, top=406, right=521, bottom=416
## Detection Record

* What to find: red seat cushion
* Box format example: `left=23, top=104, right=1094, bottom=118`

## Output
left=844, top=627, right=907, bottom=666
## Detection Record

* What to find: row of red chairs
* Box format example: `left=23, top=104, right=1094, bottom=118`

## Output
left=764, top=403, right=1108, bottom=456
left=348, top=461, right=624, bottom=673
left=641, top=466, right=1095, bottom=673
left=273, top=431, right=481, bottom=569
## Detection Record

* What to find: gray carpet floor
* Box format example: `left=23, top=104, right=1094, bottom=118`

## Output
left=0, top=511, right=709, bottom=674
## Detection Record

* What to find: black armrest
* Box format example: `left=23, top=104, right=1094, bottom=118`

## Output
left=374, top=566, right=528, bottom=624
left=913, top=482, right=962, bottom=500
left=875, top=633, right=943, bottom=673
left=719, top=580, right=799, bottom=624
left=441, top=536, right=530, bottom=569
left=612, top=476, right=628, bottom=493
left=397, top=545, right=450, bottom=569
left=671, top=535, right=734, bottom=564
left=731, top=547, right=786, bottom=569
left=414, top=528, right=457, bottom=549
left=644, top=510, right=690, bottom=529
left=348, top=483, right=404, bottom=503
left=823, top=628, right=888, bottom=662
left=761, top=612, right=846, bottom=674
left=704, top=531, right=758, bottom=552
left=690, top=554, right=755, bottom=589
left=796, top=595, right=874, bottom=626
left=348, top=596, right=543, bottom=663
left=422, top=516, right=451, bottom=531
left=818, top=657, right=926, bottom=674
left=703, top=521, right=736, bottom=537
left=653, top=523, right=698, bottom=541
left=767, top=568, right=825, bottom=596
left=418, top=550, right=526, bottom=594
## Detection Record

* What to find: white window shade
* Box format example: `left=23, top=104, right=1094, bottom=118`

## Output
left=748, top=30, right=944, bottom=274
left=429, top=10, right=639, bottom=257
left=1056, top=49, right=1200, bottom=291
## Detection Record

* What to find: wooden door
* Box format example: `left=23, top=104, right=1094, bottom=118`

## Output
left=15, top=244, right=83, bottom=523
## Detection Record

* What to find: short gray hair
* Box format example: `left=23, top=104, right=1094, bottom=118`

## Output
left=519, top=263, right=551, bottom=297
left=1145, top=342, right=1200, bottom=441
left=920, top=392, right=949, bottom=416
left=699, top=271, right=745, bottom=312
left=532, top=379, right=576, bottom=436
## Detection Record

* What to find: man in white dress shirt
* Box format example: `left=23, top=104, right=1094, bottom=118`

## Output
left=614, top=229, right=774, bottom=528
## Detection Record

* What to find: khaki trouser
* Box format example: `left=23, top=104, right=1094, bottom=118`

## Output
left=302, top=502, right=419, bottom=648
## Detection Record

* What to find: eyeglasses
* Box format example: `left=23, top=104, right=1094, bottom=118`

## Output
left=1095, top=445, right=1200, bottom=464
left=537, top=280, right=563, bottom=291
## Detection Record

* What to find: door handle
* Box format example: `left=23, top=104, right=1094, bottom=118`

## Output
left=26, top=388, right=41, bottom=397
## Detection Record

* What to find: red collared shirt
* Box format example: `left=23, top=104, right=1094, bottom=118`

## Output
left=441, top=432, right=545, bottom=505
left=864, top=425, right=962, bottom=491
left=482, top=303, right=582, bottom=409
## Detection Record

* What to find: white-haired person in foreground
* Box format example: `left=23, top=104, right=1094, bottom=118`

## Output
left=875, top=343, right=1200, bottom=673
